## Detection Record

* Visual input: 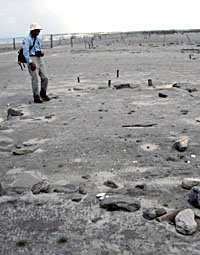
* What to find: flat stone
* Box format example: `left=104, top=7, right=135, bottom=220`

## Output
left=100, top=195, right=141, bottom=212
left=143, top=207, right=166, bottom=220
left=31, top=180, right=52, bottom=194
left=15, top=144, right=23, bottom=149
left=82, top=175, right=91, bottom=180
left=91, top=217, right=102, bottom=223
left=135, top=183, right=146, bottom=189
left=54, top=184, right=78, bottom=193
left=103, top=180, right=119, bottom=189
left=96, top=193, right=106, bottom=199
left=158, top=92, right=168, bottom=98
left=175, top=209, right=197, bottom=235
left=71, top=197, right=82, bottom=202
left=79, top=181, right=99, bottom=195
left=182, top=178, right=200, bottom=190
left=173, top=137, right=189, bottom=152
left=113, top=84, right=131, bottom=90
left=11, top=172, right=42, bottom=188
left=193, top=209, right=200, bottom=219
left=13, top=146, right=39, bottom=155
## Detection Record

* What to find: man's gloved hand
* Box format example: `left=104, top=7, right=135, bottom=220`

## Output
left=30, top=62, right=36, bottom=71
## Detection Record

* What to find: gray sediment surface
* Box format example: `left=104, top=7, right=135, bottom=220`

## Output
left=1, top=32, right=200, bottom=254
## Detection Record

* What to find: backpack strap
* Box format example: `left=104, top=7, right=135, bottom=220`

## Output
left=29, top=37, right=36, bottom=52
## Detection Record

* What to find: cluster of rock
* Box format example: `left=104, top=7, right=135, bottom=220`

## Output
left=96, top=178, right=200, bottom=236
left=1, top=172, right=200, bottom=236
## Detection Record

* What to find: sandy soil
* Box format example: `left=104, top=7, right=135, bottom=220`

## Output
left=1, top=32, right=200, bottom=254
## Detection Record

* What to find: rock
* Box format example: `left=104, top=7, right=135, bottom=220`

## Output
left=135, top=183, right=146, bottom=189
left=103, top=180, right=119, bottom=189
left=31, top=180, right=52, bottom=194
left=143, top=207, right=167, bottom=220
left=15, top=144, right=23, bottom=149
left=188, top=185, right=200, bottom=208
left=0, top=118, right=4, bottom=124
left=193, top=209, right=200, bottom=219
left=173, top=137, right=189, bottom=152
left=79, top=181, right=99, bottom=195
left=71, top=196, right=82, bottom=202
left=96, top=193, right=106, bottom=199
left=175, top=209, right=197, bottom=235
left=158, top=92, right=168, bottom=98
left=45, top=114, right=54, bottom=119
left=122, top=123, right=157, bottom=128
left=91, top=217, right=102, bottom=223
left=54, top=184, right=78, bottom=193
left=113, top=84, right=131, bottom=89
left=82, top=175, right=91, bottom=180
left=7, top=108, right=23, bottom=119
left=13, top=146, right=39, bottom=155
left=182, top=178, right=200, bottom=190
left=100, top=195, right=141, bottom=212
left=186, top=88, right=197, bottom=93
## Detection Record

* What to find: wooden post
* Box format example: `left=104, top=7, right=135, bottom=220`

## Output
left=117, top=70, right=119, bottom=78
left=70, top=37, right=73, bottom=47
left=77, top=77, right=80, bottom=83
left=148, top=79, right=153, bottom=86
left=13, top=38, right=16, bottom=50
left=108, top=80, right=111, bottom=87
left=50, top=34, right=53, bottom=48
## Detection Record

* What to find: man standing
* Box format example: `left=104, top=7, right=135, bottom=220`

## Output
left=23, top=23, right=50, bottom=103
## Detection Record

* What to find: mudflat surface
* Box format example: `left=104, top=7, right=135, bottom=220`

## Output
left=1, top=32, right=200, bottom=254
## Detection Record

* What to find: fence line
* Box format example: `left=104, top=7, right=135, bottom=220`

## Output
left=1, top=29, right=200, bottom=53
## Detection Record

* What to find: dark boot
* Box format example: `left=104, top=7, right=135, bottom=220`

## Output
left=40, top=89, right=50, bottom=101
left=34, top=95, right=43, bottom=103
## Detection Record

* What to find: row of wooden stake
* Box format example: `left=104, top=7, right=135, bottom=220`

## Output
left=77, top=71, right=153, bottom=87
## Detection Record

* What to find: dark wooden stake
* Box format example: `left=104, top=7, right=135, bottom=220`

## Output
left=148, top=79, right=153, bottom=86
left=156, top=209, right=182, bottom=222
left=70, top=37, right=73, bottom=47
left=117, top=70, right=119, bottom=78
left=77, top=77, right=80, bottom=83
left=108, top=80, right=111, bottom=87
left=50, top=34, right=53, bottom=48
left=13, top=38, right=16, bottom=50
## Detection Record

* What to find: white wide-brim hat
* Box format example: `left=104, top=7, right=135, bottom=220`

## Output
left=30, top=23, right=42, bottom=31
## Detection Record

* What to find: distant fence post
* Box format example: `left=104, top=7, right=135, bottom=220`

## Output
left=70, top=37, right=73, bottom=47
left=13, top=38, right=16, bottom=50
left=50, top=34, right=53, bottom=48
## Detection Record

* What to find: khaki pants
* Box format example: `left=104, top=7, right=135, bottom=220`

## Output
left=28, top=56, right=48, bottom=96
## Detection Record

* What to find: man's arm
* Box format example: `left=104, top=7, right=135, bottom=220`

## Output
left=23, top=38, right=32, bottom=65
left=23, top=38, right=36, bottom=71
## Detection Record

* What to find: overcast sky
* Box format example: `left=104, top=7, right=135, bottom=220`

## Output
left=1, top=0, right=200, bottom=38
